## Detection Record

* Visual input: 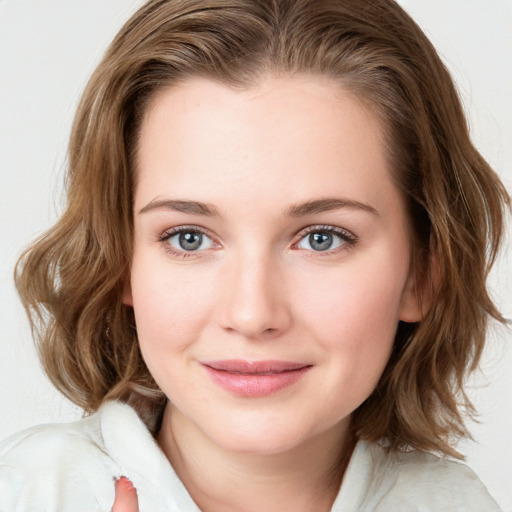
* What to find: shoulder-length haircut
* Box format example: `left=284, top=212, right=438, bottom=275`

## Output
left=16, top=0, right=509, bottom=458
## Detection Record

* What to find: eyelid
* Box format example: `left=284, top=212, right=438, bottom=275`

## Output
left=158, top=225, right=220, bottom=258
left=293, top=224, right=358, bottom=252
left=157, top=223, right=358, bottom=259
left=159, top=224, right=216, bottom=241
left=295, top=224, right=357, bottom=240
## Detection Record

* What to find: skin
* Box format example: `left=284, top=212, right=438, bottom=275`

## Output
left=118, top=75, right=423, bottom=512
left=112, top=478, right=138, bottom=512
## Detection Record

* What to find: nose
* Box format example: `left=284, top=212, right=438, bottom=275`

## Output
left=218, top=251, right=292, bottom=340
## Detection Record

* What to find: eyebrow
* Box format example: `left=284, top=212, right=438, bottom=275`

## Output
left=285, top=197, right=379, bottom=217
left=139, top=199, right=220, bottom=216
left=138, top=196, right=378, bottom=217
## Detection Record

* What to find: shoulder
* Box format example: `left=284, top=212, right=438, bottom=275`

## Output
left=0, top=401, right=191, bottom=512
left=339, top=441, right=502, bottom=511
left=0, top=401, right=128, bottom=512
left=0, top=410, right=104, bottom=467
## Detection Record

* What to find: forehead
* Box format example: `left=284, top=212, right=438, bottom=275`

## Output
left=134, top=75, right=400, bottom=219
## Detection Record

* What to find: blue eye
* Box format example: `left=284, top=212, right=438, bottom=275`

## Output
left=296, top=228, right=354, bottom=252
left=163, top=229, right=215, bottom=252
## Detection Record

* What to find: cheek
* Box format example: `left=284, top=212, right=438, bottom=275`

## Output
left=292, top=268, right=404, bottom=419
left=294, top=255, right=407, bottom=377
left=129, top=254, right=217, bottom=359
left=300, top=261, right=405, bottom=335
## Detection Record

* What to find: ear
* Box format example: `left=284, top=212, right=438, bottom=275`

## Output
left=122, top=277, right=133, bottom=307
left=398, top=269, right=423, bottom=323
left=398, top=250, right=439, bottom=323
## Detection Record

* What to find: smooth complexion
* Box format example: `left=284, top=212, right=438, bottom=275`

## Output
left=124, top=75, right=422, bottom=512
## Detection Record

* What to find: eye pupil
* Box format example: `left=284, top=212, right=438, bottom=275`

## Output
left=179, top=232, right=202, bottom=250
left=309, top=232, right=333, bottom=251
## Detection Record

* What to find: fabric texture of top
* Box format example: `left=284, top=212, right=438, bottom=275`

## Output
left=0, top=400, right=502, bottom=512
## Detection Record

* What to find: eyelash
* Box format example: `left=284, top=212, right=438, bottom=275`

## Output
left=294, top=225, right=359, bottom=255
left=158, top=224, right=358, bottom=259
left=158, top=225, right=217, bottom=259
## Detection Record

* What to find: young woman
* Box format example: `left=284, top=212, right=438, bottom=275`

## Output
left=0, top=0, right=509, bottom=510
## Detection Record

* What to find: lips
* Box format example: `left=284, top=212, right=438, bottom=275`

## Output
left=201, top=360, right=312, bottom=397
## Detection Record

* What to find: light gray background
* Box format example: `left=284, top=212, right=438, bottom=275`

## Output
left=0, top=1, right=511, bottom=509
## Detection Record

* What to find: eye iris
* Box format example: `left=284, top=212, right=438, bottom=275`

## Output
left=179, top=232, right=202, bottom=250
left=309, top=232, right=333, bottom=251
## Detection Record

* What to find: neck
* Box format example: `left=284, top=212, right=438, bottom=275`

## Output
left=157, top=403, right=356, bottom=512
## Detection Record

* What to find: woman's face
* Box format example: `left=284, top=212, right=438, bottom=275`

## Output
left=125, top=75, right=422, bottom=455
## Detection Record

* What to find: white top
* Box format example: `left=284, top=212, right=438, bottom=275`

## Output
left=0, top=400, right=501, bottom=512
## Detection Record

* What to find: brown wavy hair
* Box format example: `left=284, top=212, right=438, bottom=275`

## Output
left=15, top=0, right=510, bottom=458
